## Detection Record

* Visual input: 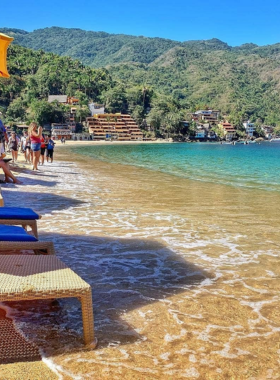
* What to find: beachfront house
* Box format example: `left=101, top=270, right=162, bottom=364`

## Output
left=243, top=121, right=255, bottom=137
left=207, top=130, right=217, bottom=139
left=194, top=125, right=207, bottom=139
left=72, top=132, right=91, bottom=141
left=51, top=123, right=72, bottom=140
left=219, top=122, right=236, bottom=141
left=87, top=113, right=143, bottom=141
left=261, top=125, right=274, bottom=139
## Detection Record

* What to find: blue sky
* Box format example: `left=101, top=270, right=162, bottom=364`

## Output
left=2, top=0, right=280, bottom=46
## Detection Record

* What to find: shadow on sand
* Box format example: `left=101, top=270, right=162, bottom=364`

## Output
left=3, top=232, right=213, bottom=360
left=1, top=191, right=86, bottom=213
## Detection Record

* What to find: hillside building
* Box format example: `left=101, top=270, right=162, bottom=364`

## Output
left=243, top=121, right=255, bottom=137
left=48, top=95, right=79, bottom=105
left=219, top=122, right=236, bottom=141
left=87, top=114, right=143, bottom=141
left=89, top=103, right=105, bottom=116
left=192, top=110, right=220, bottom=123
left=64, top=107, right=77, bottom=133
left=51, top=123, right=72, bottom=140
left=261, top=125, right=274, bottom=139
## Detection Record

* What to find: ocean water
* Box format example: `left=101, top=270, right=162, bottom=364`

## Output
left=72, top=141, right=280, bottom=192
left=2, top=142, right=280, bottom=379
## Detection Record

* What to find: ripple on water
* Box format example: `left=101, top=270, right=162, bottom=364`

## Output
left=2, top=152, right=280, bottom=379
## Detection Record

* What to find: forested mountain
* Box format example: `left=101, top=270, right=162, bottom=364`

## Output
left=107, top=46, right=280, bottom=125
left=0, top=27, right=181, bottom=67
left=1, top=26, right=280, bottom=135
left=3, top=27, right=280, bottom=68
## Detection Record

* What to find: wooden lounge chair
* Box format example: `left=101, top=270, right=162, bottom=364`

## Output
left=0, top=255, right=97, bottom=347
left=0, top=207, right=41, bottom=238
left=0, top=225, right=55, bottom=255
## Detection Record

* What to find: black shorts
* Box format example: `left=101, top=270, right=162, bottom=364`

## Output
left=41, top=147, right=46, bottom=155
left=47, top=149, right=53, bottom=158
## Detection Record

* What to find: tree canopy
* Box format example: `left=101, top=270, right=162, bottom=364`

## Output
left=1, top=27, right=280, bottom=138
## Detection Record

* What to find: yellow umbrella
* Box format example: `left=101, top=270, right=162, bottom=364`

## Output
left=0, top=33, right=14, bottom=78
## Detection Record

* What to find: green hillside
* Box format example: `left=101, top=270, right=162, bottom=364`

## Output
left=108, top=46, right=280, bottom=124
left=1, top=27, right=280, bottom=137
left=0, top=44, right=114, bottom=125
left=0, top=27, right=181, bottom=67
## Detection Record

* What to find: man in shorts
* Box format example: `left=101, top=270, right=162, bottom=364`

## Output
left=46, top=135, right=55, bottom=163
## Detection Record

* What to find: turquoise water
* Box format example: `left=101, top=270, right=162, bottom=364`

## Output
left=72, top=142, right=280, bottom=192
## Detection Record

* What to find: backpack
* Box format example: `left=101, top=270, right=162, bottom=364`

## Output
left=47, top=140, right=54, bottom=150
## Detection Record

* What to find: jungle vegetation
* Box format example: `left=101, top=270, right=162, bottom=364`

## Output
left=1, top=27, right=280, bottom=138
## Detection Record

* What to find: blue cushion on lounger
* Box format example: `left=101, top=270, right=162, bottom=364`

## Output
left=0, top=207, right=39, bottom=220
left=0, top=225, right=38, bottom=242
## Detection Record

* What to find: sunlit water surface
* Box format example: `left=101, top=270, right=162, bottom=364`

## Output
left=2, top=142, right=280, bottom=379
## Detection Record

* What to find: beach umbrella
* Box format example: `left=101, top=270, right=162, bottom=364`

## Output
left=0, top=33, right=14, bottom=78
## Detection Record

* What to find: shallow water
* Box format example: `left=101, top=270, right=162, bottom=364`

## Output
left=2, top=143, right=280, bottom=379
left=72, top=142, right=280, bottom=191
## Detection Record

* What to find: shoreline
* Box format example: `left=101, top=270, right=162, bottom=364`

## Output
left=0, top=146, right=280, bottom=378
left=52, top=139, right=172, bottom=148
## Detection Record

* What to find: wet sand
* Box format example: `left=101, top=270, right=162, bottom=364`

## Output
left=1, top=144, right=280, bottom=379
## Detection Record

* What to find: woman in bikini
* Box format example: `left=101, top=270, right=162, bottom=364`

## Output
left=8, top=132, right=19, bottom=163
left=28, top=122, right=42, bottom=171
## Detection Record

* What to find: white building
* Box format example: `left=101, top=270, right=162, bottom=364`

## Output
left=89, top=103, right=105, bottom=116
left=243, top=121, right=255, bottom=137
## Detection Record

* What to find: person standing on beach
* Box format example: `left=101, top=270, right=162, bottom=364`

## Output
left=28, top=122, right=42, bottom=171
left=8, top=131, right=20, bottom=163
left=40, top=134, right=46, bottom=165
left=24, top=134, right=32, bottom=163
left=0, top=115, right=9, bottom=153
left=20, top=130, right=28, bottom=162
left=46, top=135, right=55, bottom=163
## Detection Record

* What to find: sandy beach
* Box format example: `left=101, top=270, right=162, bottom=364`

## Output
left=1, top=143, right=280, bottom=379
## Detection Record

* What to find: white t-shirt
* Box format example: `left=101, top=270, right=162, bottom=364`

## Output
left=21, top=136, right=27, bottom=148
